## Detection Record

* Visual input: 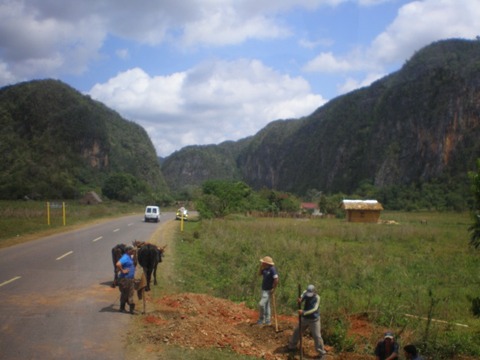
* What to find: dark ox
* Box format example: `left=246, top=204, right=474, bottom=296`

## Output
left=136, top=242, right=165, bottom=291
left=111, top=243, right=126, bottom=288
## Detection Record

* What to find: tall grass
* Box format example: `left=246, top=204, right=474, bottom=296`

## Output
left=0, top=200, right=142, bottom=246
left=174, top=212, right=480, bottom=358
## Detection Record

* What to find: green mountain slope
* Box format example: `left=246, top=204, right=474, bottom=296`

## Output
left=163, top=38, right=480, bottom=199
left=0, top=79, right=168, bottom=199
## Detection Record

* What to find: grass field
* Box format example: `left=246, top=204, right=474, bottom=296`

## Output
left=0, top=200, right=143, bottom=248
left=1, top=201, right=478, bottom=358
left=173, top=211, right=480, bottom=358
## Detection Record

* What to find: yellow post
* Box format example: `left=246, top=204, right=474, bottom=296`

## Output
left=62, top=202, right=66, bottom=226
left=47, top=202, right=50, bottom=225
left=180, top=213, right=184, bottom=232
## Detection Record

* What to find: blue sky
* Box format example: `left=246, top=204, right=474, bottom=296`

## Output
left=1, top=0, right=479, bottom=157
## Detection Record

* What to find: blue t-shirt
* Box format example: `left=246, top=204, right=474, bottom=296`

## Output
left=118, top=253, right=135, bottom=279
left=261, top=266, right=278, bottom=290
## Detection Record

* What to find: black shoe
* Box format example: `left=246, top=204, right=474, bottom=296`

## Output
left=120, top=302, right=126, bottom=312
left=129, top=304, right=135, bottom=314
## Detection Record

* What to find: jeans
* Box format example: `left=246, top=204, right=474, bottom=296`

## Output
left=258, top=290, right=272, bottom=323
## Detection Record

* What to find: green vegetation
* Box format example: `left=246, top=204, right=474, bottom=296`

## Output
left=0, top=79, right=168, bottom=201
left=195, top=180, right=301, bottom=219
left=0, top=200, right=142, bottom=247
left=161, top=39, right=480, bottom=211
left=174, top=212, right=480, bottom=358
left=469, top=159, right=480, bottom=249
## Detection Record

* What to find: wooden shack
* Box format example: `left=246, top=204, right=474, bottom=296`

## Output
left=80, top=191, right=102, bottom=205
left=341, top=199, right=383, bottom=223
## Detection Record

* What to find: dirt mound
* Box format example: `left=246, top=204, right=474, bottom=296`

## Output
left=138, top=292, right=375, bottom=359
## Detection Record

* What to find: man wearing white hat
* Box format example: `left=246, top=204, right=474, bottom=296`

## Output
left=257, top=256, right=279, bottom=325
left=288, top=284, right=327, bottom=357
left=374, top=331, right=399, bottom=360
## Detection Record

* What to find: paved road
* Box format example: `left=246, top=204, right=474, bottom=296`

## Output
left=0, top=212, right=174, bottom=360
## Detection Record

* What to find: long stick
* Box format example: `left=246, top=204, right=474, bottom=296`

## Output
left=272, top=291, right=278, bottom=331
left=142, top=288, right=146, bottom=314
left=298, top=284, right=303, bottom=360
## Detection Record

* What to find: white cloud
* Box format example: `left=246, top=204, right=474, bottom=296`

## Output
left=89, top=68, right=186, bottom=117
left=303, top=0, right=480, bottom=94
left=89, top=60, right=325, bottom=156
left=181, top=8, right=290, bottom=47
left=115, top=49, right=130, bottom=60
left=303, top=52, right=356, bottom=72
left=0, top=1, right=105, bottom=83
left=337, top=72, right=385, bottom=94
left=370, top=0, right=480, bottom=65
left=3, top=0, right=480, bottom=156
left=298, top=37, right=334, bottom=49
left=0, top=0, right=337, bottom=84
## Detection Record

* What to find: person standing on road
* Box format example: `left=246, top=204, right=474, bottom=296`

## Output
left=116, top=245, right=136, bottom=314
left=374, top=331, right=399, bottom=360
left=288, top=284, right=327, bottom=357
left=257, top=256, right=279, bottom=325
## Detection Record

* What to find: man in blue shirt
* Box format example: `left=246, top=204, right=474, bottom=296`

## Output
left=288, top=284, right=327, bottom=357
left=257, top=256, right=279, bottom=325
left=116, top=246, right=136, bottom=314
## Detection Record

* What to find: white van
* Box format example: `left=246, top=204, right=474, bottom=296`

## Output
left=144, top=205, right=160, bottom=223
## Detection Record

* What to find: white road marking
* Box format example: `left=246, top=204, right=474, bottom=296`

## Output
left=56, top=251, right=73, bottom=260
left=0, top=276, right=21, bottom=287
left=113, top=228, right=120, bottom=232
left=127, top=223, right=134, bottom=226
left=92, top=236, right=103, bottom=242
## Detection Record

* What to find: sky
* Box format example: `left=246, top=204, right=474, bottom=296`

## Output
left=1, top=0, right=480, bottom=157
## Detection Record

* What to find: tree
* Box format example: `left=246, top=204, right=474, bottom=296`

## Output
left=102, top=173, right=147, bottom=202
left=469, top=159, right=480, bottom=248
left=196, top=180, right=253, bottom=218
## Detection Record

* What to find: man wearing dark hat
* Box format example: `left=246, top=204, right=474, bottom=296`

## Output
left=116, top=246, right=136, bottom=314
left=374, top=331, right=399, bottom=360
left=257, top=256, right=279, bottom=325
left=288, top=284, right=327, bottom=357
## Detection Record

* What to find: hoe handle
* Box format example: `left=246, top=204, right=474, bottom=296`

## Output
left=298, top=284, right=303, bottom=360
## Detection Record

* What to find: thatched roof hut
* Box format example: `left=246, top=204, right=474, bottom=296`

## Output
left=340, top=199, right=383, bottom=223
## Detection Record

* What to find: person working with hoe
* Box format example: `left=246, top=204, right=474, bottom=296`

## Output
left=288, top=284, right=327, bottom=358
left=257, top=256, right=279, bottom=325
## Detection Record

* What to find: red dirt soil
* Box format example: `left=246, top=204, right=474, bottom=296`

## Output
left=138, top=292, right=376, bottom=359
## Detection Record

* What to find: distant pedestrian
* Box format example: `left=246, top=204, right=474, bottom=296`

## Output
left=404, top=344, right=424, bottom=360
left=288, top=284, right=327, bottom=357
left=257, top=256, right=279, bottom=325
left=116, top=246, right=136, bottom=314
left=374, top=331, right=399, bottom=360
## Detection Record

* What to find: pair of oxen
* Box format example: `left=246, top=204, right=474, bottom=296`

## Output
left=111, top=241, right=166, bottom=292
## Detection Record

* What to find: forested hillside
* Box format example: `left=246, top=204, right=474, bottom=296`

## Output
left=0, top=79, right=168, bottom=200
left=2, top=39, right=479, bottom=208
left=162, top=39, right=480, bottom=208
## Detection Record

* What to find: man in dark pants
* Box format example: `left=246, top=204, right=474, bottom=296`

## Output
left=116, top=246, right=136, bottom=314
